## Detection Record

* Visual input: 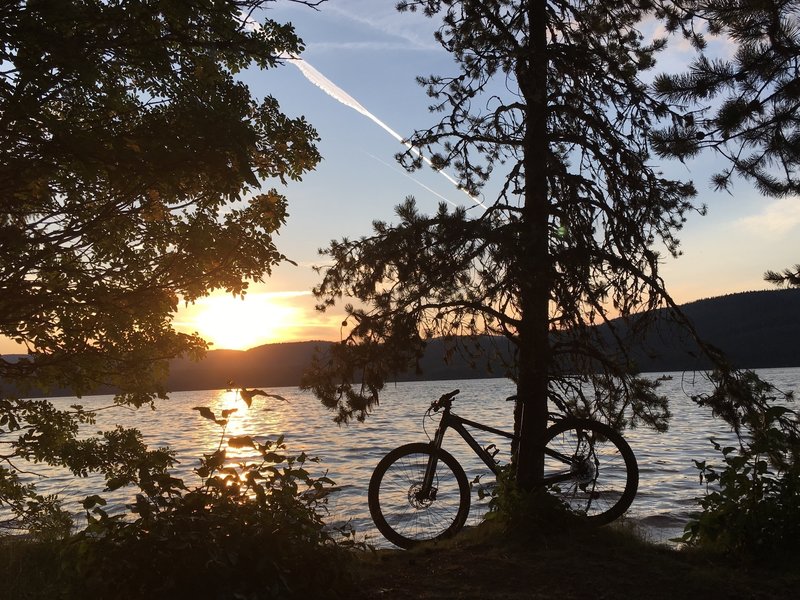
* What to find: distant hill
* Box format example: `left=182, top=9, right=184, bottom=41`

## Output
left=619, top=288, right=800, bottom=372
left=3, top=289, right=799, bottom=396
left=167, top=341, right=325, bottom=392
left=165, top=288, right=799, bottom=391
left=165, top=337, right=513, bottom=392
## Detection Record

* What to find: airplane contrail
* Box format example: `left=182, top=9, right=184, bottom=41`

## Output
left=287, top=57, right=486, bottom=209
left=365, top=152, right=460, bottom=208
left=239, top=11, right=485, bottom=209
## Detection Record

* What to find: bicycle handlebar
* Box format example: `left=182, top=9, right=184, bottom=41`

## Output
left=431, top=389, right=460, bottom=412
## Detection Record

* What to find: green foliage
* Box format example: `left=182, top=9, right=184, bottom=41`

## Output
left=1, top=399, right=176, bottom=535
left=681, top=370, right=800, bottom=559
left=652, top=0, right=800, bottom=305
left=1, top=0, right=320, bottom=391
left=0, top=469, right=73, bottom=542
left=1, top=0, right=320, bottom=528
left=0, top=536, right=67, bottom=599
left=653, top=0, right=800, bottom=197
left=483, top=464, right=578, bottom=535
left=765, top=264, right=800, bottom=288
left=651, top=4, right=800, bottom=549
left=52, top=406, right=354, bottom=599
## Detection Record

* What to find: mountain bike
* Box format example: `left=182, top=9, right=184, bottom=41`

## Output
left=368, top=389, right=638, bottom=549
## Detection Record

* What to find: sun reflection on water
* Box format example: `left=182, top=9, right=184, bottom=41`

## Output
left=204, top=388, right=289, bottom=463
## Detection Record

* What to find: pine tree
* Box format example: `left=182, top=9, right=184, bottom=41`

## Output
left=303, top=0, right=701, bottom=486
left=652, top=0, right=800, bottom=287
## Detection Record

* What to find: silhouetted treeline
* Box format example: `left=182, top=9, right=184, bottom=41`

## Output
left=166, top=288, right=800, bottom=389
left=3, top=289, right=798, bottom=397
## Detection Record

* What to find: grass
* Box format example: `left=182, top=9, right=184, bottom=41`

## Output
left=349, top=521, right=800, bottom=599
left=0, top=536, right=64, bottom=600
left=3, top=521, right=798, bottom=599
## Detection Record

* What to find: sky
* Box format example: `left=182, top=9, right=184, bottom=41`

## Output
left=4, top=1, right=799, bottom=353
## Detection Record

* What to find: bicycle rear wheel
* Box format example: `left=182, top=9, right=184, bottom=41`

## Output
left=368, top=442, right=470, bottom=549
left=543, top=419, right=638, bottom=524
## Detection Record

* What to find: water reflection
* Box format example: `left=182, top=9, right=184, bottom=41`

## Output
left=5, top=368, right=797, bottom=547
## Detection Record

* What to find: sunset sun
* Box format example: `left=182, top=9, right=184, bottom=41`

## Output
left=183, top=293, right=305, bottom=350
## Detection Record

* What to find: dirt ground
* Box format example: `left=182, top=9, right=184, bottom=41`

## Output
left=349, top=523, right=798, bottom=599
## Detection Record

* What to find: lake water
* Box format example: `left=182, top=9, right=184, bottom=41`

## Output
left=10, top=367, right=799, bottom=547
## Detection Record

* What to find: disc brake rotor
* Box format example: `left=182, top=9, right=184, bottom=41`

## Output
left=408, top=484, right=437, bottom=509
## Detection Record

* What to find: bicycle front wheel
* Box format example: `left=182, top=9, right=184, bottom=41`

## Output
left=543, top=419, right=638, bottom=525
left=368, top=442, right=470, bottom=549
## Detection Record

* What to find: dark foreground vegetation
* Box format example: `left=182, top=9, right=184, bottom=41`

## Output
left=5, top=365, right=796, bottom=599
left=3, top=520, right=798, bottom=600
left=352, top=522, right=800, bottom=600
left=2, top=379, right=798, bottom=598
left=0, top=405, right=358, bottom=600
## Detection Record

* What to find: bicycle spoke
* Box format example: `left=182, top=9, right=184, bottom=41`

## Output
left=379, top=453, right=459, bottom=539
left=370, top=402, right=638, bottom=549
left=543, top=420, right=638, bottom=523
left=369, top=444, right=471, bottom=548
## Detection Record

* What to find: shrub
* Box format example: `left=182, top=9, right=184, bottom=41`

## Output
left=681, top=370, right=800, bottom=559
left=56, top=405, right=356, bottom=599
left=483, top=464, right=578, bottom=535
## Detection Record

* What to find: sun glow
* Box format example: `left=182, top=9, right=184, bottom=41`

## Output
left=184, top=293, right=305, bottom=350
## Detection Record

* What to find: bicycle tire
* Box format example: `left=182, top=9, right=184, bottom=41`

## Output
left=543, top=418, right=638, bottom=524
left=368, top=442, right=471, bottom=549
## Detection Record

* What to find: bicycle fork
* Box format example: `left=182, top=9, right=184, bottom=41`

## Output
left=417, top=423, right=448, bottom=503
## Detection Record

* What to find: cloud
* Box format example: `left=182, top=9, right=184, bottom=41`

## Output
left=637, top=13, right=738, bottom=83
left=181, top=290, right=313, bottom=309
left=257, top=290, right=313, bottom=299
left=325, top=1, right=440, bottom=51
left=737, top=197, right=800, bottom=238
left=310, top=40, right=434, bottom=53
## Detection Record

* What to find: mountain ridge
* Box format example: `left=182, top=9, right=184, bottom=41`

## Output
left=165, top=288, right=800, bottom=391
left=3, top=288, right=798, bottom=396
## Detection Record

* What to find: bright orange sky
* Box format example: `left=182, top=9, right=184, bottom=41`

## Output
left=173, top=290, right=342, bottom=350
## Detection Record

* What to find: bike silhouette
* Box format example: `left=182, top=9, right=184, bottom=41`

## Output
left=368, top=389, right=638, bottom=548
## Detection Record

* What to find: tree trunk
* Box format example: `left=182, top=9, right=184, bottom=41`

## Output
left=514, top=0, right=550, bottom=489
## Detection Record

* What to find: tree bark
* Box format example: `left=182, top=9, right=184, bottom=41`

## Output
left=514, top=0, right=550, bottom=489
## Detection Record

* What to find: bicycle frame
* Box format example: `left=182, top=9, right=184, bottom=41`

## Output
left=420, top=405, right=579, bottom=498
